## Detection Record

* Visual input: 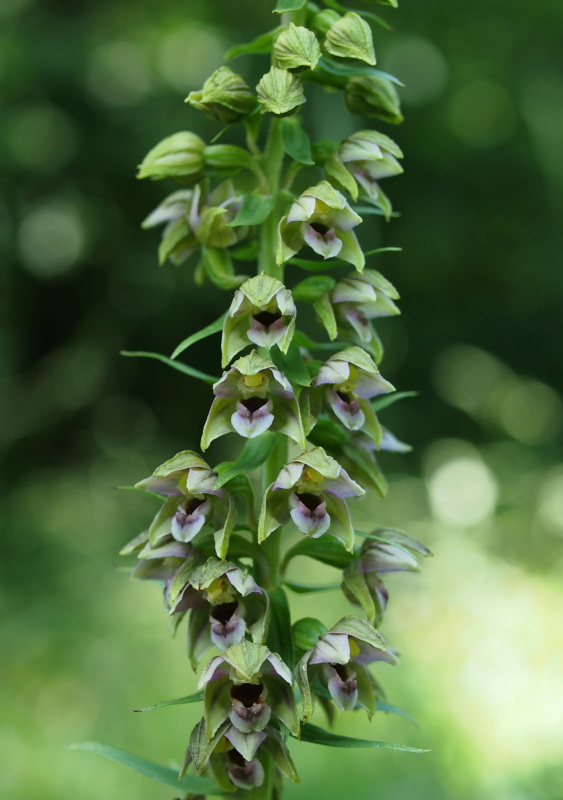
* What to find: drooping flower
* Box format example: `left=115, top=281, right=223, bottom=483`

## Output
left=277, top=181, right=364, bottom=270
left=326, top=130, right=403, bottom=219
left=221, top=274, right=296, bottom=367
left=296, top=615, right=397, bottom=719
left=313, top=346, right=394, bottom=444
left=331, top=270, right=400, bottom=361
left=201, top=351, right=307, bottom=450
left=165, top=556, right=269, bottom=666
left=134, top=450, right=235, bottom=559
left=258, top=446, right=364, bottom=551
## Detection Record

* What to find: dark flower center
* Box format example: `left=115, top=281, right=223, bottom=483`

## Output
left=242, top=397, right=268, bottom=413
left=181, top=497, right=205, bottom=516
left=337, top=391, right=352, bottom=403
left=230, top=682, right=264, bottom=708
left=311, top=222, right=330, bottom=236
left=253, top=310, right=281, bottom=328
left=227, top=749, right=246, bottom=768
left=211, top=601, right=238, bottom=625
left=297, top=492, right=323, bottom=511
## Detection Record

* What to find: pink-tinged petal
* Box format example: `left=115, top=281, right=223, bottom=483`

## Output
left=266, top=652, right=293, bottom=684
left=231, top=399, right=274, bottom=438
left=273, top=461, right=305, bottom=491
left=226, top=567, right=262, bottom=597
left=289, top=492, right=331, bottom=537
left=287, top=194, right=317, bottom=223
left=315, top=359, right=351, bottom=387
left=247, top=316, right=287, bottom=349
left=185, top=467, right=217, bottom=495
left=227, top=752, right=265, bottom=790
left=268, top=367, right=294, bottom=398
left=303, top=224, right=343, bottom=260
left=323, top=664, right=358, bottom=711
left=355, top=372, right=395, bottom=399
left=210, top=605, right=246, bottom=651
left=213, top=368, right=241, bottom=399
left=362, top=152, right=403, bottom=180
left=198, top=655, right=227, bottom=689
left=342, top=307, right=372, bottom=341
left=229, top=695, right=271, bottom=734
left=170, top=497, right=210, bottom=542
left=354, top=642, right=399, bottom=666
left=361, top=543, right=419, bottom=574
left=323, top=467, right=364, bottom=499
left=380, top=428, right=411, bottom=453
left=310, top=632, right=351, bottom=665
left=332, top=279, right=377, bottom=305
left=327, top=389, right=365, bottom=430
left=228, top=287, right=246, bottom=317
left=168, top=584, right=201, bottom=614
left=225, top=727, right=267, bottom=761
left=135, top=475, right=184, bottom=495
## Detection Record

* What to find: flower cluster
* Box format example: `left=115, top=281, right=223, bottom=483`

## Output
left=113, top=2, right=430, bottom=797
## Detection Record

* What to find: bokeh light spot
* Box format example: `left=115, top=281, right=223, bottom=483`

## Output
left=384, top=35, right=449, bottom=106
left=87, top=41, right=153, bottom=107
left=448, top=79, right=517, bottom=148
left=4, top=104, right=78, bottom=172
left=157, top=25, right=225, bottom=91
left=18, top=199, right=86, bottom=277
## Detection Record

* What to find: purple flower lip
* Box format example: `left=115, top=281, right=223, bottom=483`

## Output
left=289, top=492, right=330, bottom=536
left=171, top=496, right=209, bottom=541
left=325, top=663, right=358, bottom=711
left=227, top=750, right=264, bottom=789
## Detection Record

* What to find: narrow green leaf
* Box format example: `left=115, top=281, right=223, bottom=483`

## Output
left=378, top=701, right=420, bottom=727
left=68, top=742, right=222, bottom=794
left=229, top=194, right=275, bottom=227
left=371, top=389, right=418, bottom=412
left=120, top=351, right=218, bottom=384
left=280, top=117, right=314, bottom=165
left=292, top=331, right=346, bottom=352
left=288, top=256, right=342, bottom=272
left=226, top=29, right=281, bottom=60
left=274, top=0, right=307, bottom=12
left=283, top=580, right=339, bottom=594
left=316, top=57, right=405, bottom=86
left=134, top=691, right=204, bottom=713
left=170, top=313, right=226, bottom=360
left=270, top=342, right=311, bottom=387
left=298, top=724, right=428, bottom=752
left=363, top=247, right=402, bottom=256
left=113, top=485, right=165, bottom=502
left=282, top=536, right=357, bottom=570
left=267, top=586, right=294, bottom=668
left=213, top=433, right=278, bottom=489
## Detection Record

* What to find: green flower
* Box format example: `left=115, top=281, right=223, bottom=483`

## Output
left=221, top=274, right=296, bottom=367
left=277, top=181, right=364, bottom=270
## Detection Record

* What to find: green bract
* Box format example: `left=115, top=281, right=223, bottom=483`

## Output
left=108, top=2, right=429, bottom=798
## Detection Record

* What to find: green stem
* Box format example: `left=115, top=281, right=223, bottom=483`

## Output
left=257, top=435, right=288, bottom=589
left=258, top=117, right=285, bottom=280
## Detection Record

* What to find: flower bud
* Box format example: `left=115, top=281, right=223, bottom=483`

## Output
left=312, top=9, right=340, bottom=37
left=325, top=12, right=376, bottom=66
left=344, top=75, right=403, bottom=124
left=186, top=67, right=254, bottom=123
left=256, top=67, right=306, bottom=117
left=137, top=132, right=205, bottom=182
left=273, top=23, right=322, bottom=72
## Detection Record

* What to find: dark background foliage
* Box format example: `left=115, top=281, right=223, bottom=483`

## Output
left=1, top=0, right=562, bottom=798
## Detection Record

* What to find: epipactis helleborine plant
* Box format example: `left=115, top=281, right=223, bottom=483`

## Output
left=83, top=1, right=434, bottom=797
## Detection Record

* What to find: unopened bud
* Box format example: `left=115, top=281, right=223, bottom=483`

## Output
left=273, top=23, right=322, bottom=72
left=344, top=75, right=403, bottom=124
left=325, top=12, right=376, bottom=66
left=186, top=66, right=254, bottom=123
left=256, top=67, right=306, bottom=117
left=137, top=132, right=205, bottom=182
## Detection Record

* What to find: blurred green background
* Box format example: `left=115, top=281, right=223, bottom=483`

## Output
left=2, top=0, right=563, bottom=798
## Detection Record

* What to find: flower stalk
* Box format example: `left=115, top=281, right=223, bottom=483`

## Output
left=109, top=1, right=432, bottom=797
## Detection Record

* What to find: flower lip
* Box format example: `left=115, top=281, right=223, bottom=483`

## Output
left=253, top=310, right=282, bottom=327
left=211, top=601, right=239, bottom=625
left=241, top=396, right=268, bottom=413
left=296, top=492, right=324, bottom=512
left=230, top=682, right=264, bottom=708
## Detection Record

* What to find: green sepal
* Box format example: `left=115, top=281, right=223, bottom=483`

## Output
left=222, top=640, right=271, bottom=684
left=257, top=67, right=306, bottom=117
left=262, top=679, right=300, bottom=738
left=284, top=581, right=340, bottom=594
left=280, top=116, right=314, bottom=164
left=371, top=389, right=418, bottom=412
left=324, top=494, right=356, bottom=552
left=342, top=560, right=376, bottom=623
left=158, top=216, right=196, bottom=265
left=119, top=531, right=149, bottom=556
left=188, top=603, right=213, bottom=670
left=330, top=614, right=387, bottom=651
left=314, top=292, right=338, bottom=340
left=356, top=527, right=433, bottom=558
left=355, top=661, right=377, bottom=718
left=295, top=651, right=314, bottom=722
left=187, top=717, right=231, bottom=775
left=228, top=194, right=275, bottom=227
left=274, top=23, right=321, bottom=73
left=214, top=491, right=236, bottom=559
left=262, top=728, right=300, bottom=782
left=325, top=12, right=376, bottom=66
left=342, top=442, right=387, bottom=498
left=204, top=675, right=231, bottom=738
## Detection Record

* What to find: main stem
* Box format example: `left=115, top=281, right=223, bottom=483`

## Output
left=257, top=116, right=288, bottom=589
